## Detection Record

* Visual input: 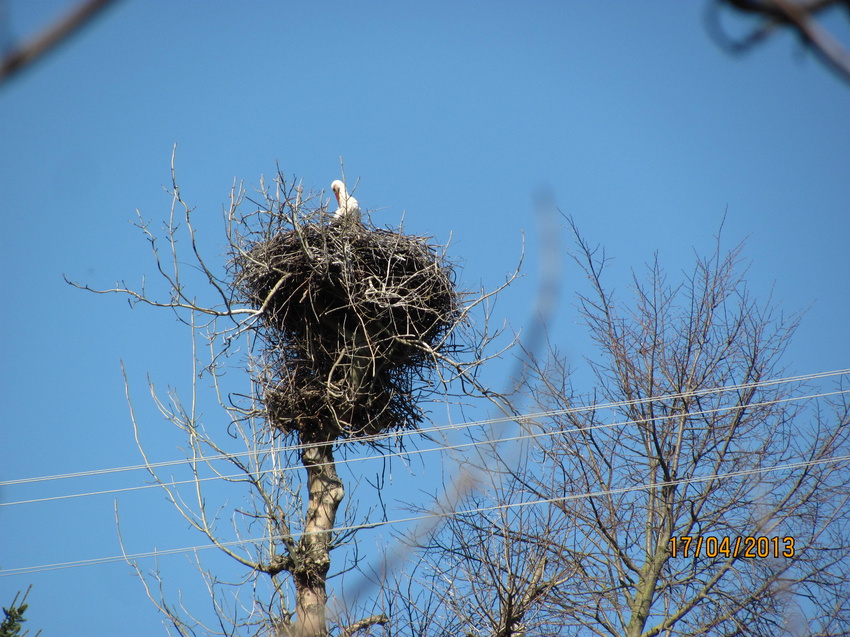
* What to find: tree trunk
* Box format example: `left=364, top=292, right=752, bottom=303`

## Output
left=293, top=431, right=344, bottom=637
left=625, top=482, right=674, bottom=637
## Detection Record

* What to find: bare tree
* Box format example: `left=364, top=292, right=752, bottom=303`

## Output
left=401, top=217, right=850, bottom=636
left=71, top=153, right=518, bottom=636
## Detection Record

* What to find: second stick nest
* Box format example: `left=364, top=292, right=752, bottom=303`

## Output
left=235, top=220, right=460, bottom=439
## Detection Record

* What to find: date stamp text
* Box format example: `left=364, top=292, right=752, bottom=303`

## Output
left=669, top=536, right=795, bottom=558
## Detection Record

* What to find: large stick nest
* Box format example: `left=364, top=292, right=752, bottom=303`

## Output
left=234, top=218, right=461, bottom=439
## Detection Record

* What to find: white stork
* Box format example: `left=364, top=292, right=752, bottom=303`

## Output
left=331, top=180, right=361, bottom=223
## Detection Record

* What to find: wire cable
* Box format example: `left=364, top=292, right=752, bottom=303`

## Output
left=3, top=449, right=849, bottom=578
left=3, top=368, right=847, bottom=491
left=1, top=385, right=848, bottom=509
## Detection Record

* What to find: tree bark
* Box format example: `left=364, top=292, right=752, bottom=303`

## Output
left=293, top=432, right=344, bottom=637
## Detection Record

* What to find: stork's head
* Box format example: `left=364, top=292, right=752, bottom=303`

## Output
left=331, top=180, right=346, bottom=205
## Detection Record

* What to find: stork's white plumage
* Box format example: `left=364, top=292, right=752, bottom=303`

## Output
left=331, top=180, right=361, bottom=222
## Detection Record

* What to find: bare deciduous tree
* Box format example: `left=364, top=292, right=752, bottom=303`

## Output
left=71, top=153, right=518, bottom=636
left=401, top=217, right=850, bottom=637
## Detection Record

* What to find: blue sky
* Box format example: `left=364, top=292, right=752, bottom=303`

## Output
left=1, top=1, right=848, bottom=633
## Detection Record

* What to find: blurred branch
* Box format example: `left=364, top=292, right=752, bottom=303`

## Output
left=708, top=0, right=850, bottom=83
left=331, top=189, right=562, bottom=620
left=0, top=0, right=120, bottom=86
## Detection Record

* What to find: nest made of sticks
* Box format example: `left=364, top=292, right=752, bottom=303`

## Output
left=234, top=219, right=460, bottom=439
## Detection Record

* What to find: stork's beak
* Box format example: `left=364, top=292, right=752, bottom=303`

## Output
left=334, top=192, right=341, bottom=204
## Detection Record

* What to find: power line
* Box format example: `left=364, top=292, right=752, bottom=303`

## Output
left=3, top=449, right=848, bottom=579
left=3, top=368, right=847, bottom=492
left=1, top=386, right=848, bottom=508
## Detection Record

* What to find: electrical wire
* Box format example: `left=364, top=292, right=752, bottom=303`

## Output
left=1, top=384, right=848, bottom=508
left=2, top=449, right=849, bottom=579
left=2, top=368, right=847, bottom=492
